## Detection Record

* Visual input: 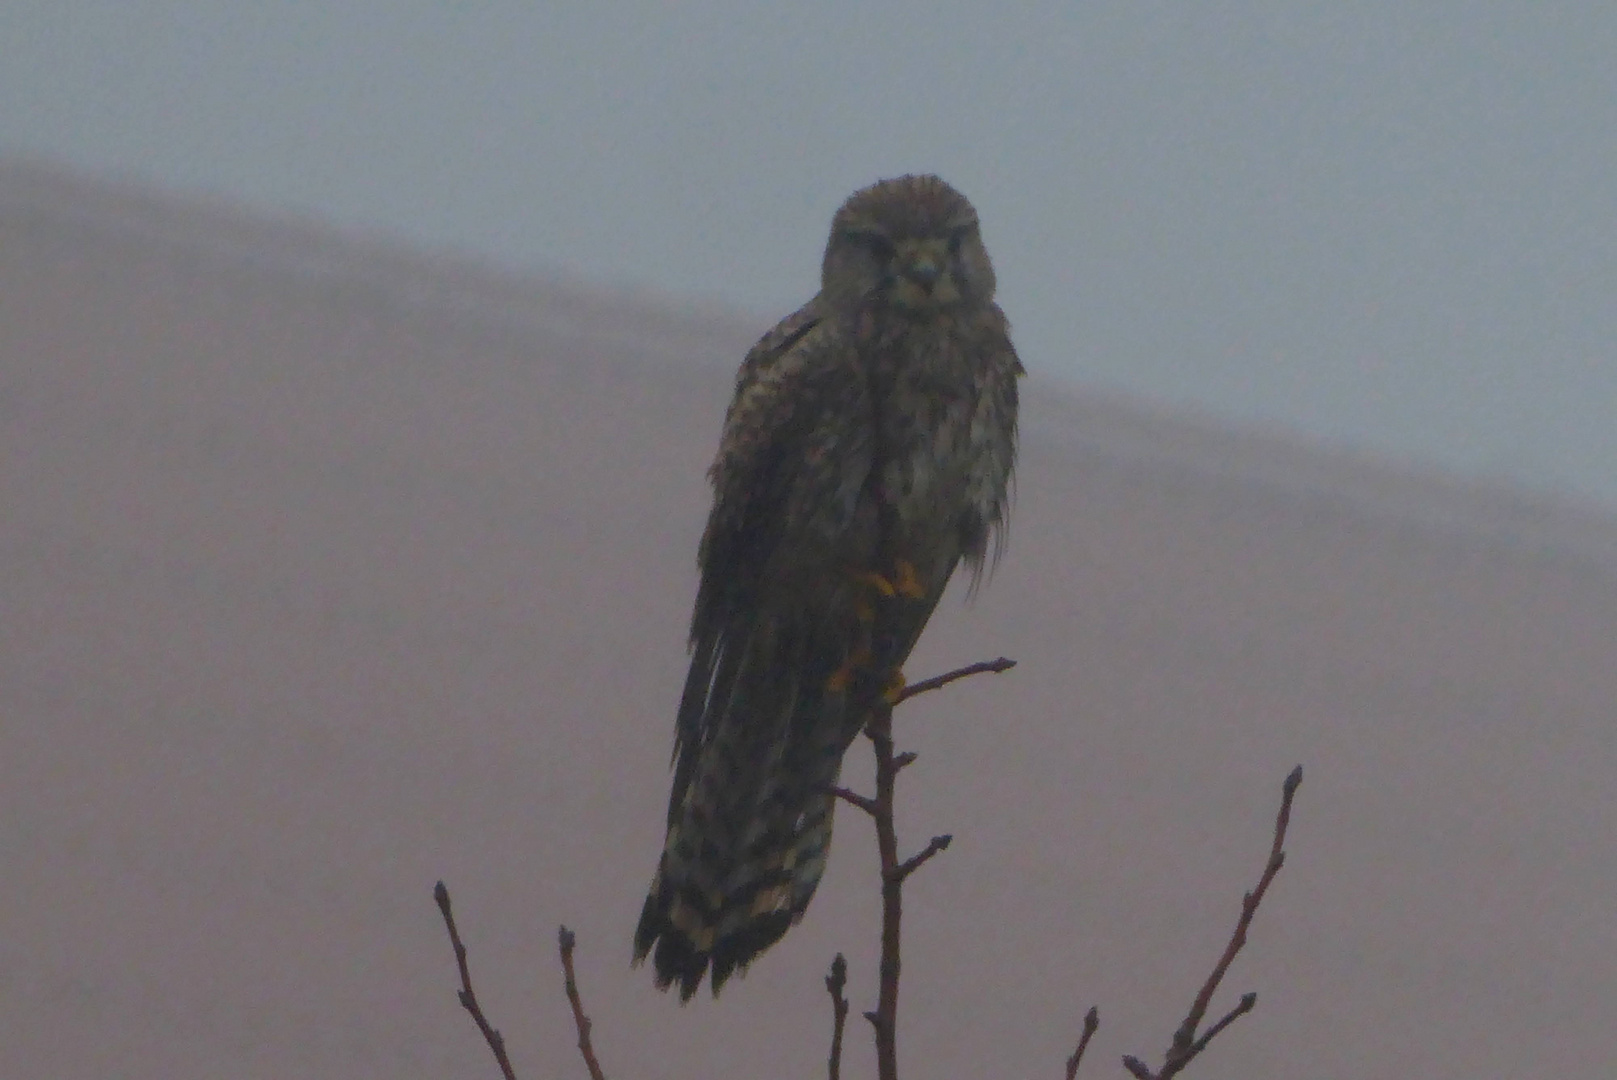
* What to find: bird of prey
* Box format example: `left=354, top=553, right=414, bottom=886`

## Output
left=634, top=174, right=1022, bottom=999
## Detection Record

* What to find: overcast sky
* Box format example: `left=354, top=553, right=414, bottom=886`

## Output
left=4, top=3, right=1614, bottom=505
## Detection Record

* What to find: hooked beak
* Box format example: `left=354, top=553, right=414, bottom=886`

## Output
left=904, top=260, right=941, bottom=290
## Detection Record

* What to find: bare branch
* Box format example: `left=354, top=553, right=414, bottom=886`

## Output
left=830, top=785, right=879, bottom=817
left=1121, top=765, right=1304, bottom=1079
left=854, top=654, right=1015, bottom=1080
left=434, top=880, right=518, bottom=1080
left=557, top=926, right=608, bottom=1080
left=865, top=702, right=903, bottom=1080
left=1064, top=1006, right=1100, bottom=1080
left=1187, top=992, right=1256, bottom=1059
left=1175, top=767, right=1299, bottom=1044
left=892, top=657, right=1016, bottom=704
left=891, top=834, right=952, bottom=883
left=825, top=954, right=850, bottom=1080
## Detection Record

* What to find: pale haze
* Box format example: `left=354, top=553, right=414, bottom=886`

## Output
left=7, top=7, right=1617, bottom=1078
left=4, top=3, right=1614, bottom=504
left=5, top=162, right=1617, bottom=1078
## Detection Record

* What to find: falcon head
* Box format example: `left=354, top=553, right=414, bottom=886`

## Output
left=821, top=174, right=996, bottom=314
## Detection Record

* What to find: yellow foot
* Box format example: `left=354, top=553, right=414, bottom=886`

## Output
left=881, top=668, right=908, bottom=704
left=855, top=570, right=898, bottom=598
left=825, top=646, right=875, bottom=693
left=855, top=559, right=927, bottom=602
left=890, top=558, right=927, bottom=600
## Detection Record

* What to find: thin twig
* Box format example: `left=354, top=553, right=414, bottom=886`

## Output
left=1064, top=1006, right=1100, bottom=1080
left=857, top=656, right=1013, bottom=1080
left=1122, top=765, right=1304, bottom=1080
left=1174, top=767, right=1299, bottom=1042
left=1187, top=992, right=1256, bottom=1058
left=830, top=785, right=879, bottom=817
left=558, top=926, right=608, bottom=1080
left=891, top=835, right=952, bottom=883
left=434, top=881, right=518, bottom=1080
left=826, top=953, right=850, bottom=1080
left=893, top=657, right=1016, bottom=704
left=866, top=701, right=903, bottom=1080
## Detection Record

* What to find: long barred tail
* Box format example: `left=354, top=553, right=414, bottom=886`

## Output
left=633, top=625, right=864, bottom=999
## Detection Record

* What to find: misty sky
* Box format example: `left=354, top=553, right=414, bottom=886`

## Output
left=4, top=3, right=1614, bottom=505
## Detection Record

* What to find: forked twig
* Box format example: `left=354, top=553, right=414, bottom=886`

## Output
left=891, top=834, right=952, bottom=882
left=1120, top=765, right=1304, bottom=1080
left=434, top=880, right=518, bottom=1080
left=830, top=785, right=879, bottom=817
left=862, top=700, right=904, bottom=1080
left=893, top=657, right=1016, bottom=704
left=558, top=926, right=608, bottom=1080
left=1064, top=1006, right=1100, bottom=1080
left=843, top=657, right=1016, bottom=1080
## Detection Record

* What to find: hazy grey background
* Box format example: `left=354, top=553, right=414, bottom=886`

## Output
left=4, top=3, right=1615, bottom=503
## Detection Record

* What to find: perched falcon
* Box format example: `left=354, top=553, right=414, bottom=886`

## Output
left=634, top=174, right=1022, bottom=999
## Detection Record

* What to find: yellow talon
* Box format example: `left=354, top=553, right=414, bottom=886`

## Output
left=891, top=558, right=927, bottom=600
left=881, top=668, right=907, bottom=704
left=856, top=570, right=898, bottom=598
left=826, top=645, right=876, bottom=694
left=855, top=560, right=926, bottom=602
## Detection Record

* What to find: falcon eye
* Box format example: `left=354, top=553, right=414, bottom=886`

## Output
left=946, top=228, right=969, bottom=255
left=845, top=229, right=896, bottom=260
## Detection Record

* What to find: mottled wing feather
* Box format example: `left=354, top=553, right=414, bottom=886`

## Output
left=961, top=302, right=1023, bottom=584
left=640, top=306, right=879, bottom=996
left=679, top=306, right=870, bottom=761
left=669, top=300, right=819, bottom=777
left=730, top=297, right=822, bottom=401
